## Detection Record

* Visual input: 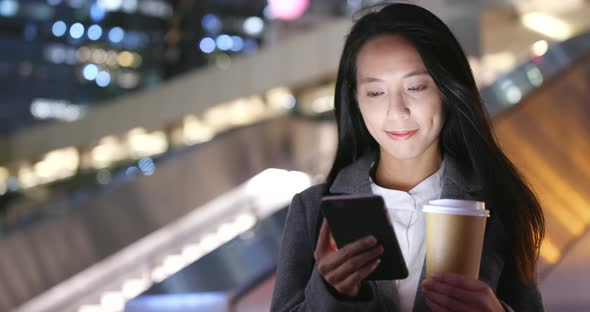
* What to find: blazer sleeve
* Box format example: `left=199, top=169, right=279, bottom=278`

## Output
left=270, top=192, right=383, bottom=312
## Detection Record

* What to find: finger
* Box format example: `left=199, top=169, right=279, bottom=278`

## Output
left=319, top=235, right=377, bottom=273
left=326, top=245, right=383, bottom=283
left=422, top=286, right=473, bottom=312
left=423, top=278, right=483, bottom=305
left=339, top=235, right=378, bottom=259
left=318, top=236, right=378, bottom=278
left=425, top=297, right=447, bottom=312
left=431, top=272, right=488, bottom=292
left=336, top=257, right=381, bottom=292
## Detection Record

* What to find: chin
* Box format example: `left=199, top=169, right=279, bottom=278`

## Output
left=380, top=145, right=425, bottom=161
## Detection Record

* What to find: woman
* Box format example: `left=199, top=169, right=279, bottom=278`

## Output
left=271, top=3, right=545, bottom=312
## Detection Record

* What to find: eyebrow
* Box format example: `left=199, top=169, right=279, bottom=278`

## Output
left=359, top=69, right=429, bottom=84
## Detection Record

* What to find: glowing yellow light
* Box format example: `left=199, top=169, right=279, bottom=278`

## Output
left=18, top=165, right=39, bottom=189
left=91, top=136, right=127, bottom=169
left=126, top=128, right=168, bottom=158
left=0, top=167, right=9, bottom=195
left=521, top=12, right=573, bottom=41
left=117, top=51, right=134, bottom=67
left=540, top=238, right=560, bottom=264
left=182, top=115, right=215, bottom=145
left=266, top=87, right=295, bottom=111
left=531, top=40, right=549, bottom=56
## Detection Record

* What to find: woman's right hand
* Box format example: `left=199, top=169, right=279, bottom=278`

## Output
left=314, top=218, right=384, bottom=297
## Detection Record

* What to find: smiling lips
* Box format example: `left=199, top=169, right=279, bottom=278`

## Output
left=385, top=129, right=418, bottom=140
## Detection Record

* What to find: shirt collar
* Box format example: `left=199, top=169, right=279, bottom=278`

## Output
left=329, top=151, right=483, bottom=200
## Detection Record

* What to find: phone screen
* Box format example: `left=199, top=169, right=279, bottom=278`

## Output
left=321, top=194, right=409, bottom=280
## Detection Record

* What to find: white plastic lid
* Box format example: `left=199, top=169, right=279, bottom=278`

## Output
left=422, top=199, right=490, bottom=217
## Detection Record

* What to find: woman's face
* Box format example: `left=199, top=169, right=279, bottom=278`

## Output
left=356, top=34, right=443, bottom=161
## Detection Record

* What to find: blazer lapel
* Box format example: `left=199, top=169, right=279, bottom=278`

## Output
left=328, top=152, right=484, bottom=312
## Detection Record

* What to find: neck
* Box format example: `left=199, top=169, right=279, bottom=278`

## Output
left=374, top=146, right=443, bottom=192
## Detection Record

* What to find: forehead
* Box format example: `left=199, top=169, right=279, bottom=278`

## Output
left=356, top=35, right=425, bottom=75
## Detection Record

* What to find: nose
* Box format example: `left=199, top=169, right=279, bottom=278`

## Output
left=386, top=93, right=410, bottom=120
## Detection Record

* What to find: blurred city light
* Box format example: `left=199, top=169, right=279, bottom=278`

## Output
left=138, top=157, right=155, bottom=176
left=126, top=128, right=168, bottom=158
left=88, top=24, right=103, bottom=40
left=268, top=0, right=309, bottom=20
left=108, top=27, right=125, bottom=43
left=266, top=87, right=295, bottom=111
left=532, top=40, right=549, bottom=56
left=98, top=0, right=122, bottom=11
left=83, top=64, right=99, bottom=80
left=0, top=167, right=9, bottom=195
left=117, top=51, right=134, bottom=66
left=215, top=34, right=232, bottom=51
left=243, top=16, right=264, bottom=36
left=526, top=65, right=544, bottom=87
left=52, top=21, right=67, bottom=37
left=96, top=71, right=111, bottom=87
left=521, top=12, right=573, bottom=40
left=30, top=98, right=85, bottom=122
left=69, top=23, right=85, bottom=39
left=90, top=136, right=127, bottom=169
left=90, top=2, right=106, bottom=21
left=199, top=37, right=215, bottom=53
left=230, top=36, right=244, bottom=52
left=202, top=13, right=222, bottom=34
left=0, top=0, right=18, bottom=17
left=180, top=115, right=215, bottom=145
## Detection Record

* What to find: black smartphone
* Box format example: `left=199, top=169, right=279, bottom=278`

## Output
left=320, top=194, right=408, bottom=280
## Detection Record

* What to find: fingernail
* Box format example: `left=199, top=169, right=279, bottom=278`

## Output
left=374, top=259, right=381, bottom=267
left=432, top=272, right=442, bottom=278
left=366, top=236, right=377, bottom=244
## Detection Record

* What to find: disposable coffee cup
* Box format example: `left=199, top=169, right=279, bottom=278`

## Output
left=422, top=199, right=490, bottom=279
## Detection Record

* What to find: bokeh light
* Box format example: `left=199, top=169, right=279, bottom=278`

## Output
left=96, top=71, right=111, bottom=87
left=69, top=23, right=85, bottom=39
left=52, top=21, right=67, bottom=37
left=108, top=27, right=124, bottom=43
left=268, top=0, right=309, bottom=20
left=243, top=16, right=264, bottom=36
left=88, top=24, right=103, bottom=40
left=215, top=34, right=232, bottom=51
left=83, top=64, right=99, bottom=80
left=199, top=37, right=215, bottom=53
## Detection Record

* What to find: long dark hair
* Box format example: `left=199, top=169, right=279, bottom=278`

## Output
left=328, top=3, right=545, bottom=283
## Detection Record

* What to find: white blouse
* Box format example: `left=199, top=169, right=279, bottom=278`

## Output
left=370, top=161, right=445, bottom=312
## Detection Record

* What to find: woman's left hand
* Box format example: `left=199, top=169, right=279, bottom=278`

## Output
left=422, top=272, right=504, bottom=312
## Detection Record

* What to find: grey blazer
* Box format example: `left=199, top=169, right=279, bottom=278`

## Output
left=270, top=152, right=545, bottom=311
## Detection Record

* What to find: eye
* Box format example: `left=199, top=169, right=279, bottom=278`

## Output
left=408, top=85, right=427, bottom=92
left=367, top=91, right=384, bottom=97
